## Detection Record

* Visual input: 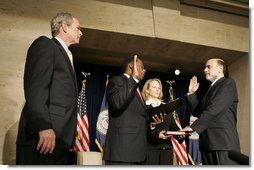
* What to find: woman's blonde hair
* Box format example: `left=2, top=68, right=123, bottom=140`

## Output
left=142, top=78, right=163, bottom=101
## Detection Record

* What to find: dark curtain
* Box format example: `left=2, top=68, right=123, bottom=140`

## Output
left=74, top=63, right=209, bottom=151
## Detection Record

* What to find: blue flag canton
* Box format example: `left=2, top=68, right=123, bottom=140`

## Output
left=77, top=87, right=87, bottom=116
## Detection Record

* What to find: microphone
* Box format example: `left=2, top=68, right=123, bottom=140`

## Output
left=228, top=150, right=249, bottom=165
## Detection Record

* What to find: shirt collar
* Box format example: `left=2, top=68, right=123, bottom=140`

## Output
left=124, top=73, right=130, bottom=78
left=211, top=76, right=224, bottom=86
left=145, top=99, right=162, bottom=107
left=54, top=36, right=69, bottom=52
left=123, top=73, right=139, bottom=83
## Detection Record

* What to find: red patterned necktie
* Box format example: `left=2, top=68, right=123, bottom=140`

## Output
left=136, top=87, right=144, bottom=104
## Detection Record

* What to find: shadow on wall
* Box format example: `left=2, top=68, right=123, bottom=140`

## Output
left=2, top=121, right=18, bottom=165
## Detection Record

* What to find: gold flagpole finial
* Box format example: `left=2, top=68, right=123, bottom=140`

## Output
left=81, top=72, right=90, bottom=86
left=167, top=80, right=175, bottom=101
left=81, top=72, right=90, bottom=79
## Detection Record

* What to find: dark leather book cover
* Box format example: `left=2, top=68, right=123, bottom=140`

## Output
left=145, top=98, right=183, bottom=118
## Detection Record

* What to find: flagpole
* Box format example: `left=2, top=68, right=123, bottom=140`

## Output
left=167, top=80, right=192, bottom=165
left=95, top=139, right=103, bottom=153
left=81, top=72, right=90, bottom=87
left=167, top=80, right=176, bottom=119
left=167, top=80, right=178, bottom=165
left=74, top=72, right=91, bottom=155
left=166, top=80, right=195, bottom=165
left=167, top=80, right=175, bottom=101
left=188, top=153, right=195, bottom=165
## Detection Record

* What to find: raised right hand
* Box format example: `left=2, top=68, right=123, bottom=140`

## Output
left=131, top=55, right=139, bottom=79
left=188, top=76, right=199, bottom=94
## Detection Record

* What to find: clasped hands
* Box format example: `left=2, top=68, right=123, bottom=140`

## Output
left=158, top=126, right=193, bottom=140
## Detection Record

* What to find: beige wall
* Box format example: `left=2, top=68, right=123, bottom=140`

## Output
left=228, top=55, right=250, bottom=155
left=153, top=0, right=248, bottom=52
left=0, top=0, right=249, bottom=164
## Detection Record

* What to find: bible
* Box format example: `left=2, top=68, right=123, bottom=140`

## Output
left=145, top=98, right=183, bottom=118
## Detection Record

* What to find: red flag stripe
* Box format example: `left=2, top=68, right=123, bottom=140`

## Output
left=172, top=144, right=188, bottom=164
left=75, top=109, right=90, bottom=151
left=75, top=137, right=84, bottom=151
left=74, top=136, right=85, bottom=152
left=171, top=137, right=188, bottom=164
left=77, top=136, right=88, bottom=151
left=76, top=115, right=90, bottom=150
left=75, top=132, right=89, bottom=151
left=81, top=115, right=89, bottom=131
left=172, top=137, right=187, bottom=153
left=171, top=115, right=189, bottom=165
left=77, top=123, right=90, bottom=149
left=171, top=138, right=187, bottom=163
left=77, top=116, right=89, bottom=143
left=74, top=144, right=80, bottom=152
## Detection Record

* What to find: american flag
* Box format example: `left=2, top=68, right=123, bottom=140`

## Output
left=74, top=80, right=90, bottom=152
left=171, top=112, right=189, bottom=165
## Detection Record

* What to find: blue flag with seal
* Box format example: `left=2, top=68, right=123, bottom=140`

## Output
left=95, top=77, right=109, bottom=152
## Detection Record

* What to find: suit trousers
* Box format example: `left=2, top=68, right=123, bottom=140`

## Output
left=105, top=160, right=145, bottom=165
left=201, top=150, right=238, bottom=165
left=16, top=145, right=74, bottom=165
left=145, top=148, right=173, bottom=165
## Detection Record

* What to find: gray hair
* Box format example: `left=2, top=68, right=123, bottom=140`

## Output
left=51, top=12, right=74, bottom=37
left=216, top=58, right=228, bottom=77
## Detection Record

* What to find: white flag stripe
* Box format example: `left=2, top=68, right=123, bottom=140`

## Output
left=76, top=114, right=90, bottom=151
left=172, top=137, right=188, bottom=165
left=171, top=114, right=189, bottom=165
left=77, top=123, right=89, bottom=150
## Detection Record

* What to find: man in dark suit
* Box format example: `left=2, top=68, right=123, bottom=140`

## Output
left=16, top=12, right=83, bottom=165
left=103, top=55, right=147, bottom=165
left=182, top=58, right=241, bottom=165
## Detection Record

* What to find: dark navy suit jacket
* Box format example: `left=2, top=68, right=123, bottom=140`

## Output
left=187, top=77, right=240, bottom=151
left=16, top=36, right=78, bottom=149
left=103, top=75, right=147, bottom=163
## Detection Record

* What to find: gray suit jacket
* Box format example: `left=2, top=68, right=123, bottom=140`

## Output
left=187, top=77, right=240, bottom=151
left=103, top=75, right=147, bottom=163
left=16, top=36, right=78, bottom=149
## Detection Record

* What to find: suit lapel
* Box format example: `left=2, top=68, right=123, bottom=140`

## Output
left=52, top=38, right=78, bottom=92
left=122, top=75, right=145, bottom=106
left=202, top=77, right=225, bottom=107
